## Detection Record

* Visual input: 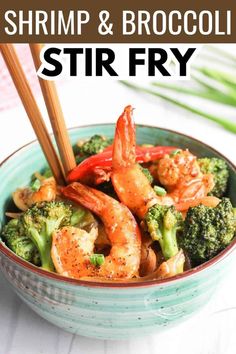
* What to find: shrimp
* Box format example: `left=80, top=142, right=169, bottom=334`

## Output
left=156, top=150, right=215, bottom=204
left=156, top=150, right=201, bottom=188
left=111, top=105, right=171, bottom=219
left=55, top=182, right=141, bottom=280
left=111, top=106, right=215, bottom=214
left=155, top=249, right=185, bottom=279
left=125, top=249, right=185, bottom=281
left=13, top=177, right=57, bottom=211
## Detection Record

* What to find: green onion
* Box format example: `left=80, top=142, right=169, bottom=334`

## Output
left=170, top=149, right=181, bottom=157
left=204, top=46, right=236, bottom=67
left=90, top=254, right=105, bottom=267
left=120, top=81, right=236, bottom=134
left=120, top=47, right=236, bottom=135
left=141, top=143, right=154, bottom=148
left=154, top=186, right=167, bottom=196
left=30, top=178, right=41, bottom=192
left=152, top=79, right=236, bottom=107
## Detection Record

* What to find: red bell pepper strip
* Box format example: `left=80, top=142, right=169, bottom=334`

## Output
left=102, top=144, right=144, bottom=154
left=68, top=145, right=178, bottom=184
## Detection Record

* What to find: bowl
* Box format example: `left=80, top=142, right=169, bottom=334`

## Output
left=0, top=125, right=236, bottom=340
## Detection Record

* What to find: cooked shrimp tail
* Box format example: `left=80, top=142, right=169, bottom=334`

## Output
left=112, top=106, right=161, bottom=218
left=113, top=105, right=136, bottom=169
left=62, top=182, right=107, bottom=215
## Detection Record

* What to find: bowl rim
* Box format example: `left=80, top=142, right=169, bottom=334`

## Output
left=0, top=123, right=236, bottom=289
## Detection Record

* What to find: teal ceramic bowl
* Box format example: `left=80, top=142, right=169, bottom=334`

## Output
left=0, top=125, right=236, bottom=340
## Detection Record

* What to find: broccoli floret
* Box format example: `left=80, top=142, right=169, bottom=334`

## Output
left=70, top=207, right=96, bottom=229
left=145, top=204, right=183, bottom=259
left=75, top=135, right=113, bottom=164
left=139, top=165, right=154, bottom=184
left=21, top=201, right=72, bottom=271
left=198, top=158, right=229, bottom=198
left=2, top=219, right=40, bottom=265
left=78, top=135, right=112, bottom=157
left=179, top=198, right=236, bottom=266
left=1, top=202, right=95, bottom=271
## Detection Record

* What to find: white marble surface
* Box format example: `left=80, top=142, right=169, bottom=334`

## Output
left=0, top=72, right=236, bottom=354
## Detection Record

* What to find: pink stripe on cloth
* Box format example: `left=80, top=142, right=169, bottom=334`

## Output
left=0, top=44, right=65, bottom=112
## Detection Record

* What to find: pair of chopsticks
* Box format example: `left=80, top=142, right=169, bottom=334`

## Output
left=0, top=43, right=76, bottom=185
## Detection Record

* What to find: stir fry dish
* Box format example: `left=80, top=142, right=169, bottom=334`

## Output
left=2, top=106, right=236, bottom=282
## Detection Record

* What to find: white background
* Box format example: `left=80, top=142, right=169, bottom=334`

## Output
left=0, top=45, right=236, bottom=354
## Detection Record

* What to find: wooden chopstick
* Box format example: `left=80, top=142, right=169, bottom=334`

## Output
left=30, top=43, right=76, bottom=176
left=0, top=43, right=66, bottom=186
